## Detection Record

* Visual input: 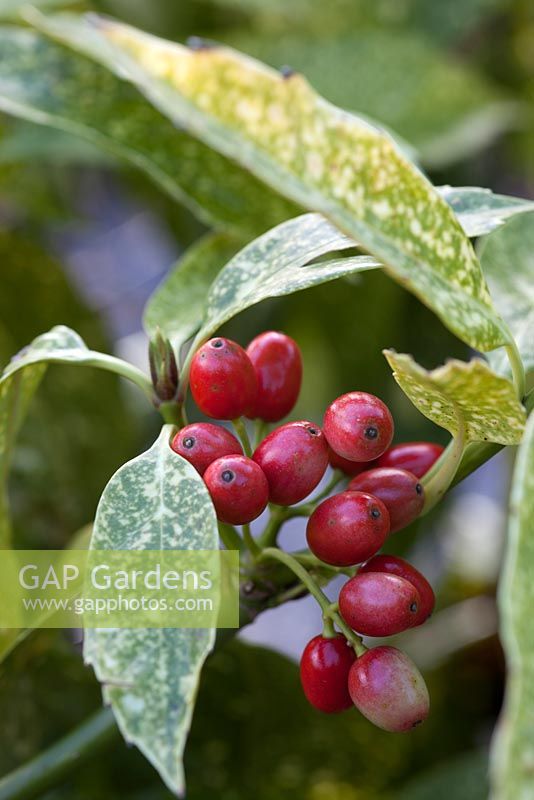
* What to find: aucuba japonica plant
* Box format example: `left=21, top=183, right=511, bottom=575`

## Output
left=0, top=9, right=533, bottom=800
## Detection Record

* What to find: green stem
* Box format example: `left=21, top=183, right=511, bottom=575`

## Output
left=422, top=423, right=466, bottom=513
left=232, top=418, right=253, bottom=458
left=260, top=548, right=366, bottom=655
left=254, top=419, right=268, bottom=448
left=258, top=505, right=288, bottom=548
left=242, top=524, right=260, bottom=558
left=218, top=522, right=244, bottom=552
left=311, top=471, right=344, bottom=503
left=505, top=340, right=526, bottom=400
left=158, top=401, right=185, bottom=426
left=0, top=708, right=117, bottom=800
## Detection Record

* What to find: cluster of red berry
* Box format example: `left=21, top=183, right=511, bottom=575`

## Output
left=171, top=332, right=443, bottom=732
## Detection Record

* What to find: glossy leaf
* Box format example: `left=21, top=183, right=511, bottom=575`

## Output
left=478, top=211, right=534, bottom=377
left=225, top=31, right=518, bottom=169
left=384, top=350, right=525, bottom=445
left=40, top=14, right=512, bottom=355
left=0, top=26, right=296, bottom=236
left=1, top=324, right=152, bottom=398
left=143, top=232, right=244, bottom=349
left=491, top=411, right=534, bottom=798
left=440, top=186, right=534, bottom=238
left=84, top=425, right=218, bottom=795
left=192, top=214, right=378, bottom=343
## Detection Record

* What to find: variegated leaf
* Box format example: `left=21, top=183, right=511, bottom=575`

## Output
left=0, top=25, right=296, bottom=236
left=384, top=350, right=525, bottom=445
left=491, top=411, right=534, bottom=799
left=38, top=13, right=512, bottom=353
left=439, top=186, right=534, bottom=238
left=84, top=425, right=219, bottom=795
left=478, top=211, right=534, bottom=378
left=194, top=213, right=378, bottom=342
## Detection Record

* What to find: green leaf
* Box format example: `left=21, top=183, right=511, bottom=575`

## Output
left=191, top=214, right=378, bottom=344
left=478, top=211, right=534, bottom=377
left=143, top=232, right=245, bottom=350
left=38, top=14, right=511, bottom=355
left=440, top=186, right=534, bottom=238
left=384, top=350, right=526, bottom=445
left=0, top=366, right=45, bottom=549
left=0, top=26, right=297, bottom=236
left=490, top=411, right=534, bottom=798
left=84, top=425, right=219, bottom=795
left=1, top=324, right=152, bottom=398
left=0, top=325, right=150, bottom=547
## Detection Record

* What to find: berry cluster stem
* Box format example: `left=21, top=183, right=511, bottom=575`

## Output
left=232, top=418, right=253, bottom=457
left=421, top=421, right=466, bottom=513
left=260, top=548, right=366, bottom=655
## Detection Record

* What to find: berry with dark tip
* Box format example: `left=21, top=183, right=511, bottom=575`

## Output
left=203, top=454, right=268, bottom=525
left=339, top=572, right=421, bottom=637
left=323, top=392, right=394, bottom=462
left=359, top=554, right=435, bottom=625
left=300, top=634, right=356, bottom=713
left=190, top=337, right=257, bottom=420
left=348, top=646, right=429, bottom=732
left=377, top=441, right=444, bottom=478
left=171, top=422, right=242, bottom=475
left=306, top=491, right=390, bottom=566
left=253, top=421, right=329, bottom=505
left=348, top=467, right=424, bottom=533
left=246, top=331, right=302, bottom=422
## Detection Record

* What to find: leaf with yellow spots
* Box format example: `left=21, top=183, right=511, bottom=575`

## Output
left=384, top=350, right=525, bottom=445
left=30, top=11, right=513, bottom=354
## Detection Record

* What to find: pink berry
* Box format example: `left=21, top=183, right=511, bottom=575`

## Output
left=203, top=454, right=268, bottom=525
left=253, top=421, right=329, bottom=505
left=300, top=634, right=355, bottom=713
left=377, top=441, right=444, bottom=478
left=246, top=331, right=302, bottom=422
left=171, top=423, right=242, bottom=475
left=348, top=646, right=429, bottom=732
left=190, top=337, right=257, bottom=420
left=359, top=554, right=435, bottom=626
left=339, top=572, right=421, bottom=637
left=306, top=491, right=390, bottom=566
left=348, top=467, right=424, bottom=533
left=323, top=392, right=394, bottom=462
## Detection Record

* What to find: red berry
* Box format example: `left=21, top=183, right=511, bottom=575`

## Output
left=306, top=491, right=390, bottom=567
left=348, top=467, right=424, bottom=533
left=246, top=331, right=302, bottom=422
left=203, top=454, right=268, bottom=525
left=300, top=634, right=356, bottom=713
left=190, top=337, right=257, bottom=420
left=328, top=446, right=370, bottom=477
left=253, top=421, right=329, bottom=505
left=171, top=423, right=242, bottom=475
left=348, top=646, right=429, bottom=732
left=339, top=572, right=421, bottom=637
left=323, top=392, right=394, bottom=462
left=377, top=441, right=444, bottom=478
left=359, top=555, right=435, bottom=625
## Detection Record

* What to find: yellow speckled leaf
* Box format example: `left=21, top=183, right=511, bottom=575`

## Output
left=384, top=350, right=525, bottom=445
left=32, top=12, right=511, bottom=354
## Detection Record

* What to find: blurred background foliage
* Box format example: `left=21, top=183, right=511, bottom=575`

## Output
left=0, top=0, right=532, bottom=796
